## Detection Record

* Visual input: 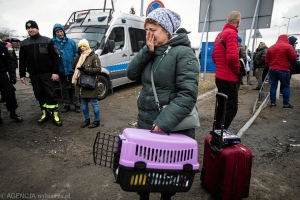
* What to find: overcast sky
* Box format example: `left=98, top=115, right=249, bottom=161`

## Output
left=0, top=0, right=300, bottom=50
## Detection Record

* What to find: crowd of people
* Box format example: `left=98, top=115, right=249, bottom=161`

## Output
left=212, top=10, right=299, bottom=132
left=0, top=20, right=102, bottom=128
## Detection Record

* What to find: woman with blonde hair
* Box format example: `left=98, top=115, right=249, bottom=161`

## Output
left=72, top=39, right=101, bottom=128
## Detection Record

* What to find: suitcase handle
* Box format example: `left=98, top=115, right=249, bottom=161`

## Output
left=211, top=92, right=228, bottom=149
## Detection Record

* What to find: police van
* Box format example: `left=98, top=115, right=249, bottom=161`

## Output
left=64, top=8, right=146, bottom=100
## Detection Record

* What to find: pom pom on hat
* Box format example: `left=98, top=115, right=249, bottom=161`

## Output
left=146, top=8, right=181, bottom=36
left=6, top=42, right=12, bottom=48
left=238, top=36, right=242, bottom=43
left=78, top=38, right=90, bottom=48
left=25, top=20, right=39, bottom=30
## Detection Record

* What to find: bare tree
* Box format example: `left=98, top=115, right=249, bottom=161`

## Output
left=129, top=6, right=136, bottom=15
left=0, top=27, right=16, bottom=40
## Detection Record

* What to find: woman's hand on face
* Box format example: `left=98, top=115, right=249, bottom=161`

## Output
left=146, top=31, right=155, bottom=52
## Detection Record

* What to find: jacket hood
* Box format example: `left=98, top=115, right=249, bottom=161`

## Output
left=289, top=36, right=298, bottom=45
left=276, top=34, right=289, bottom=44
left=52, top=24, right=66, bottom=39
left=154, top=33, right=191, bottom=56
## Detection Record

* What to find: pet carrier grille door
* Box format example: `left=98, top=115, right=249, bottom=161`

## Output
left=93, top=132, right=121, bottom=170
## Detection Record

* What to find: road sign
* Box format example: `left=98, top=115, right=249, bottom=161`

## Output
left=146, top=0, right=165, bottom=17
left=252, top=29, right=263, bottom=38
left=198, top=0, right=274, bottom=32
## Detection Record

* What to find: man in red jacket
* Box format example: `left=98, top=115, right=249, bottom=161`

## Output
left=265, top=34, right=297, bottom=108
left=212, top=11, right=241, bottom=130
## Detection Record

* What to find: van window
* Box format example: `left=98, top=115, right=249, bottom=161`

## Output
left=129, top=28, right=146, bottom=53
left=66, top=27, right=107, bottom=48
left=108, top=27, right=125, bottom=50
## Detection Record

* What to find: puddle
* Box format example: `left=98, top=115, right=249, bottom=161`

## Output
left=261, top=152, right=276, bottom=158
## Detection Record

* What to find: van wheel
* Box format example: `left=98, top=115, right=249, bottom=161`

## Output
left=97, top=75, right=109, bottom=100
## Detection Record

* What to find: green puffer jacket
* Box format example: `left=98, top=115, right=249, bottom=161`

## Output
left=127, top=34, right=199, bottom=137
left=72, top=51, right=101, bottom=99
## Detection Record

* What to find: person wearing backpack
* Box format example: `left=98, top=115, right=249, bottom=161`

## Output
left=52, top=24, right=80, bottom=113
left=212, top=11, right=241, bottom=130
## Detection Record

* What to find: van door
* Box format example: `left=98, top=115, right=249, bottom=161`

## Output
left=102, top=26, right=130, bottom=87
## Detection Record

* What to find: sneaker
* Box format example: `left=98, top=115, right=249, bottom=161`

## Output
left=270, top=104, right=276, bottom=108
left=283, top=104, right=294, bottom=109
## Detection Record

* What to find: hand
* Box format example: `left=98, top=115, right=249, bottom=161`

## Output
left=51, top=74, right=59, bottom=81
left=146, top=31, right=155, bottom=52
left=151, top=124, right=162, bottom=132
left=20, top=77, right=27, bottom=85
left=9, top=73, right=16, bottom=85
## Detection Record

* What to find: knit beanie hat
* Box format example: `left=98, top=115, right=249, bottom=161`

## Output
left=25, top=20, right=39, bottom=30
left=146, top=8, right=181, bottom=36
left=6, top=42, right=12, bottom=48
left=54, top=27, right=63, bottom=32
left=238, top=36, right=242, bottom=43
left=78, top=38, right=90, bottom=48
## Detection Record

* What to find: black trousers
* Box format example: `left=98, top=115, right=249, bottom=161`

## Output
left=215, top=78, right=239, bottom=130
left=0, top=72, right=18, bottom=112
left=59, top=74, right=79, bottom=105
left=30, top=73, right=57, bottom=107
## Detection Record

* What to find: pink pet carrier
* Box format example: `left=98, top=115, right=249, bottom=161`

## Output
left=93, top=128, right=199, bottom=193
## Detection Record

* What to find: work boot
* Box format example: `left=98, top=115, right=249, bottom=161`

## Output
left=87, top=121, right=100, bottom=128
left=52, top=109, right=62, bottom=127
left=10, top=111, right=23, bottom=123
left=61, top=105, right=70, bottom=113
left=75, top=105, right=81, bottom=113
left=80, top=118, right=90, bottom=128
left=37, top=109, right=50, bottom=125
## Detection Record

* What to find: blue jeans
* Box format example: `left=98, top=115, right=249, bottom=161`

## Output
left=269, top=69, right=290, bottom=106
left=80, top=98, right=100, bottom=121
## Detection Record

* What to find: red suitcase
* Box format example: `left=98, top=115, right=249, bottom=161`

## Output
left=200, top=93, right=252, bottom=200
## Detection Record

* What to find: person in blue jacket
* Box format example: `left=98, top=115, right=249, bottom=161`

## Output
left=52, top=23, right=80, bottom=113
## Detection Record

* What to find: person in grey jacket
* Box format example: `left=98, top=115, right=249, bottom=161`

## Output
left=253, top=42, right=268, bottom=90
left=127, top=8, right=199, bottom=200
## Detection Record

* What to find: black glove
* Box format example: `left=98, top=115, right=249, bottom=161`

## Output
left=78, top=67, right=85, bottom=72
left=9, top=73, right=16, bottom=85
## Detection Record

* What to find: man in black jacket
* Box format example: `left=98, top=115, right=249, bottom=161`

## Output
left=0, top=41, right=23, bottom=125
left=19, top=20, right=62, bottom=127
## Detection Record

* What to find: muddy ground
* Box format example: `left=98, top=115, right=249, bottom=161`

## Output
left=0, top=73, right=300, bottom=200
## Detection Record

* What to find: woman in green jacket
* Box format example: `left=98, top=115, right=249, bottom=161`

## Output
left=127, top=8, right=199, bottom=200
left=72, top=39, right=101, bottom=128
